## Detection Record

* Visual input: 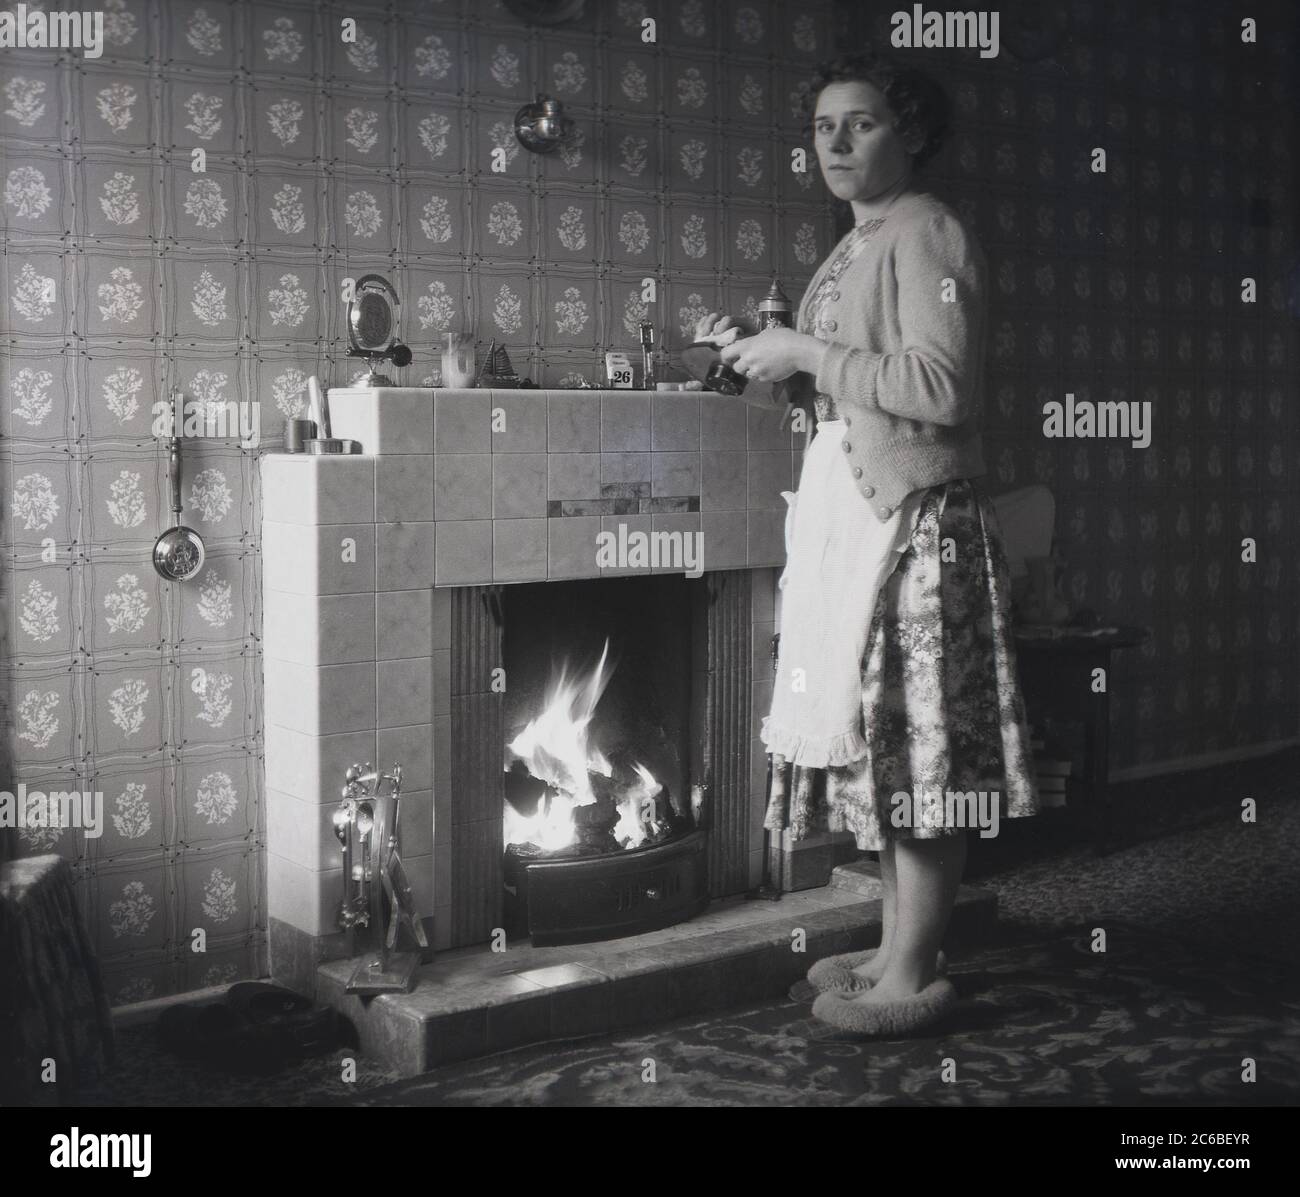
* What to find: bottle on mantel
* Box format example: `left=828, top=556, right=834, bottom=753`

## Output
left=704, top=277, right=793, bottom=395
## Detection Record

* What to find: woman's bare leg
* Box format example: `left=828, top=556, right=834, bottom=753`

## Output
left=849, top=832, right=966, bottom=1003
left=850, top=842, right=896, bottom=983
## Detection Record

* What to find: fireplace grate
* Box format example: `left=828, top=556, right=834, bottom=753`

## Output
left=504, top=830, right=708, bottom=946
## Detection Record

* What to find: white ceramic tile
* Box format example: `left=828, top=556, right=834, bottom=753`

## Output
left=651, top=392, right=701, bottom=450
left=260, top=456, right=313, bottom=524
left=376, top=522, right=436, bottom=590
left=265, top=659, right=376, bottom=735
left=329, top=387, right=434, bottom=454
left=260, top=520, right=312, bottom=594
left=323, top=388, right=379, bottom=452
left=751, top=564, right=777, bottom=622
left=398, top=790, right=434, bottom=858
left=377, top=657, right=433, bottom=728
left=599, top=514, right=653, bottom=577
left=261, top=455, right=376, bottom=525
left=377, top=589, right=433, bottom=660
left=493, top=518, right=547, bottom=582
left=434, top=520, right=492, bottom=585
left=650, top=512, right=702, bottom=576
left=548, top=514, right=601, bottom=578
left=435, top=390, right=492, bottom=452
left=262, top=522, right=376, bottom=596
left=266, top=786, right=340, bottom=873
left=378, top=723, right=432, bottom=792
left=432, top=652, right=451, bottom=716
left=430, top=588, right=451, bottom=648
left=266, top=851, right=342, bottom=937
left=264, top=590, right=376, bottom=665
left=376, top=454, right=435, bottom=522
left=700, top=510, right=747, bottom=570
left=264, top=724, right=378, bottom=803
left=489, top=393, right=548, bottom=453
left=433, top=453, right=493, bottom=520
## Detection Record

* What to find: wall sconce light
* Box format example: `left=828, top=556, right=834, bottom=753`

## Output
left=514, top=94, right=574, bottom=154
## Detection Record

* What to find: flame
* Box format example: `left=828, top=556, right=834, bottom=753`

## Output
left=614, top=762, right=662, bottom=849
left=503, top=641, right=664, bottom=854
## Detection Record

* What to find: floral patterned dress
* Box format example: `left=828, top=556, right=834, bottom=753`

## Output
left=762, top=219, right=1040, bottom=851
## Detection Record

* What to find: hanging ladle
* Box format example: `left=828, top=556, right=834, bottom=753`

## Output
left=152, top=390, right=206, bottom=582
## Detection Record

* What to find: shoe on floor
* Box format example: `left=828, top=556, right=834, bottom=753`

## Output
left=810, top=977, right=959, bottom=1038
left=805, top=947, right=949, bottom=995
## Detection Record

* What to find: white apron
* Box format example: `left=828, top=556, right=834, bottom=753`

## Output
left=760, top=419, right=925, bottom=768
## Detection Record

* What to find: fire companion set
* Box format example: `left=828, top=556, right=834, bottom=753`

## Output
left=332, top=763, right=428, bottom=994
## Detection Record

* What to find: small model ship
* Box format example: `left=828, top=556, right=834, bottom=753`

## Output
left=475, top=340, right=525, bottom=388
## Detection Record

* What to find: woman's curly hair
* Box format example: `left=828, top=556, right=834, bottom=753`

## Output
left=800, top=52, right=953, bottom=170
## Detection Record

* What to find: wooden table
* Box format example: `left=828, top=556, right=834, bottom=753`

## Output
left=1012, top=625, right=1151, bottom=853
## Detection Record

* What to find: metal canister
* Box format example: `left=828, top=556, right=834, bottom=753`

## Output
left=284, top=417, right=316, bottom=452
left=757, top=278, right=793, bottom=330
left=704, top=279, right=793, bottom=395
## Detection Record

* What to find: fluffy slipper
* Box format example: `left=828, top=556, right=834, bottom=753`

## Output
left=811, top=977, right=959, bottom=1038
left=805, top=948, right=949, bottom=995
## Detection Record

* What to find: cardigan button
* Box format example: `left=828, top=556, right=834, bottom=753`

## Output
left=852, top=467, right=863, bottom=479
left=842, top=415, right=851, bottom=427
left=830, top=290, right=841, bottom=301
left=862, top=484, right=874, bottom=497
left=824, top=319, right=838, bottom=332
left=841, top=440, right=852, bottom=453
left=878, top=505, right=892, bottom=518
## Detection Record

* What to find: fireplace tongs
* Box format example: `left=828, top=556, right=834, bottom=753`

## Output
left=344, top=764, right=428, bottom=995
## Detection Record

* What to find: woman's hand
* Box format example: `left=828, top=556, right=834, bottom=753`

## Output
left=718, top=327, right=826, bottom=383
left=693, top=310, right=753, bottom=347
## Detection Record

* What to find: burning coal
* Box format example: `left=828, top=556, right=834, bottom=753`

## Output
left=503, top=640, right=686, bottom=856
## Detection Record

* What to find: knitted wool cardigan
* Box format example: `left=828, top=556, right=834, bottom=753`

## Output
left=798, top=189, right=989, bottom=522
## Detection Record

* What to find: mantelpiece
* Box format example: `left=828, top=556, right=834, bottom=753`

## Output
left=311, top=385, right=802, bottom=583
left=260, top=387, right=851, bottom=995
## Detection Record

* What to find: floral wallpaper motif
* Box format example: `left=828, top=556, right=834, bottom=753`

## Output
left=843, top=1, right=1298, bottom=773
left=1, top=0, right=836, bottom=1002
left=3, top=0, right=1295, bottom=1005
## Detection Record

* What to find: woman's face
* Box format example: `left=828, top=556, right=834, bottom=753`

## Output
left=813, top=80, right=918, bottom=201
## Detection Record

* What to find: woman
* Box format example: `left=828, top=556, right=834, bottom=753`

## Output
left=697, top=53, right=1040, bottom=1037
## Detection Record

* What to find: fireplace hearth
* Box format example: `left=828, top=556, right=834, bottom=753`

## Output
left=500, top=575, right=711, bottom=943
left=260, top=399, right=827, bottom=993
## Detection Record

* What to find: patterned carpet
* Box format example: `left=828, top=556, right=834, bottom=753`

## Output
left=338, top=919, right=1300, bottom=1107
left=973, top=749, right=1300, bottom=967
left=80, top=750, right=1300, bottom=1106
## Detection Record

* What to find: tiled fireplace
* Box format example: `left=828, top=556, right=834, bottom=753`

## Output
left=260, top=386, right=854, bottom=994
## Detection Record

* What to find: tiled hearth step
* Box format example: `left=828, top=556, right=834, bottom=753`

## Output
left=315, top=875, right=997, bottom=1075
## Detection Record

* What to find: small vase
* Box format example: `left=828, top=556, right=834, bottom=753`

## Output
left=442, top=333, right=476, bottom=389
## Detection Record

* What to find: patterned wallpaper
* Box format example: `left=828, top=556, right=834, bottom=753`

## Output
left=0, top=0, right=839, bottom=1003
left=840, top=0, right=1299, bottom=772
left=3, top=0, right=1297, bottom=1005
